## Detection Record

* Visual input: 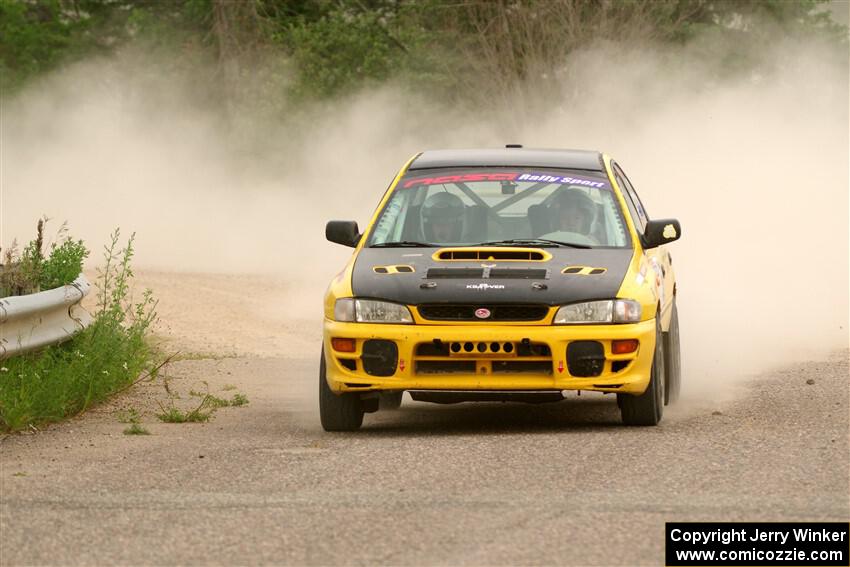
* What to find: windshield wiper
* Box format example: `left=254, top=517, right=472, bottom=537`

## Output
left=479, top=238, right=592, bottom=249
left=371, top=240, right=434, bottom=248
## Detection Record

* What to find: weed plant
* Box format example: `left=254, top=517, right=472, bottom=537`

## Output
left=160, top=382, right=249, bottom=423
left=123, top=422, right=150, bottom=435
left=0, top=219, right=89, bottom=297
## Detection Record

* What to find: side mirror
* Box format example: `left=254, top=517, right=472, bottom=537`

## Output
left=326, top=220, right=361, bottom=248
left=642, top=219, right=681, bottom=249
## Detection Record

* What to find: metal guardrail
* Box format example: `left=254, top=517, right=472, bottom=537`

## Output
left=0, top=275, right=93, bottom=360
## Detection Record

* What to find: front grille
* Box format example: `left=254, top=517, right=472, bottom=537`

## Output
left=415, top=360, right=476, bottom=374
left=418, top=304, right=549, bottom=322
left=492, top=361, right=552, bottom=375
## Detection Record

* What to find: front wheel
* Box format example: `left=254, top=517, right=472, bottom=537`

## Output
left=663, top=300, right=682, bottom=405
left=319, top=348, right=364, bottom=431
left=618, top=317, right=665, bottom=426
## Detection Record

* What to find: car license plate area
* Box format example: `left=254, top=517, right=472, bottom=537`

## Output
left=413, top=341, right=553, bottom=375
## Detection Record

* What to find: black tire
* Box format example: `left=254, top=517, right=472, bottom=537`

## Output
left=619, top=317, right=665, bottom=426
left=319, top=348, right=364, bottom=431
left=663, top=300, right=681, bottom=405
left=379, top=391, right=404, bottom=410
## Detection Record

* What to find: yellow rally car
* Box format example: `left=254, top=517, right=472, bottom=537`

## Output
left=321, top=147, right=681, bottom=430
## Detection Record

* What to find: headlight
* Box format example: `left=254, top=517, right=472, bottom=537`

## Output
left=553, top=299, right=642, bottom=324
left=334, top=298, right=413, bottom=324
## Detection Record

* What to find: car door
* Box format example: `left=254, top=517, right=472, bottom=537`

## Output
left=612, top=162, right=676, bottom=325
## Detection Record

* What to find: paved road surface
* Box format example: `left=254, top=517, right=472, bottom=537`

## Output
left=1, top=273, right=847, bottom=566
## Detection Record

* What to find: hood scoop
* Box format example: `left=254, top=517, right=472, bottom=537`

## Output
left=435, top=248, right=550, bottom=261
left=426, top=267, right=549, bottom=280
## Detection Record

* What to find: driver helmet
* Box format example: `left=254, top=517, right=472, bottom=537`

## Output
left=422, top=192, right=465, bottom=242
left=555, top=189, right=596, bottom=234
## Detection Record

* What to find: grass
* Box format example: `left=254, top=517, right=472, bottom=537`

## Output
left=230, top=393, right=249, bottom=407
left=119, top=407, right=150, bottom=435
left=0, top=229, right=158, bottom=432
left=157, top=382, right=249, bottom=423
left=156, top=406, right=212, bottom=423
left=123, top=422, right=150, bottom=435
left=188, top=387, right=249, bottom=408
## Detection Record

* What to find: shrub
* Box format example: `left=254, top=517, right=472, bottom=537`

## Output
left=0, top=219, right=90, bottom=297
left=40, top=237, right=89, bottom=291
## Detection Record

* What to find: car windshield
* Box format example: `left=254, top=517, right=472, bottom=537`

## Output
left=367, top=167, right=630, bottom=248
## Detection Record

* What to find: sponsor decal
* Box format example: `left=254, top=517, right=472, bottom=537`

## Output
left=663, top=224, right=677, bottom=239
left=635, top=261, right=647, bottom=286
left=517, top=172, right=608, bottom=188
left=466, top=283, right=505, bottom=290
left=402, top=171, right=609, bottom=189
left=474, top=308, right=491, bottom=319
left=649, top=257, right=665, bottom=306
left=403, top=172, right=519, bottom=188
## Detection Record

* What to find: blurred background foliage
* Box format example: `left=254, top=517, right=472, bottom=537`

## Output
left=1, top=0, right=847, bottom=109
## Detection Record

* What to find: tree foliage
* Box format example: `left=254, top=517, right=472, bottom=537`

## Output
left=1, top=0, right=846, bottom=104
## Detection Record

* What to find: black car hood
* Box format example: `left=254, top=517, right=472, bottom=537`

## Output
left=351, top=247, right=633, bottom=305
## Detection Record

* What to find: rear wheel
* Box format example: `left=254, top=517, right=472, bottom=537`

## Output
left=319, top=348, right=364, bottom=431
left=663, top=300, right=682, bottom=405
left=379, top=391, right=404, bottom=410
left=619, top=317, right=665, bottom=426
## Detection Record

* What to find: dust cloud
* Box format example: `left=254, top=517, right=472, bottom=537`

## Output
left=2, top=34, right=847, bottom=402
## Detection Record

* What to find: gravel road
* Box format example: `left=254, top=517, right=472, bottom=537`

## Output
left=1, top=273, right=847, bottom=566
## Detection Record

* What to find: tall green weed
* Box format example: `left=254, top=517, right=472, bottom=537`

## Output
left=1, top=219, right=89, bottom=297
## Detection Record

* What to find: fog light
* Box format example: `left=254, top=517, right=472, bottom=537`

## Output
left=361, top=340, right=398, bottom=377
left=331, top=338, right=356, bottom=352
left=611, top=339, right=638, bottom=354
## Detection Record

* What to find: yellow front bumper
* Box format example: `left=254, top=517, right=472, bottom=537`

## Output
left=323, top=318, right=656, bottom=395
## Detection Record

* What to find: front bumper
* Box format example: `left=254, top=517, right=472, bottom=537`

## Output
left=323, top=318, right=656, bottom=395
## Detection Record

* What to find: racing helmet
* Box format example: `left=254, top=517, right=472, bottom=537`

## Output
left=422, top=192, right=465, bottom=242
left=554, top=189, right=596, bottom=234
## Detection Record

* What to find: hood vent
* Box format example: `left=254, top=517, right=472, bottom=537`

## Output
left=490, top=268, right=549, bottom=279
left=373, top=265, right=415, bottom=274
left=426, top=268, right=485, bottom=279
left=435, top=248, right=550, bottom=261
left=563, top=266, right=607, bottom=275
left=425, top=267, right=549, bottom=280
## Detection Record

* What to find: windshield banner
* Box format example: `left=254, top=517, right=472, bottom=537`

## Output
left=402, top=171, right=609, bottom=189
